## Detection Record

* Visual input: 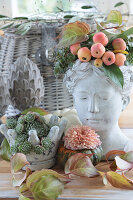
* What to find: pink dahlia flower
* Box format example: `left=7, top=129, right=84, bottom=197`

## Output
left=64, top=125, right=101, bottom=150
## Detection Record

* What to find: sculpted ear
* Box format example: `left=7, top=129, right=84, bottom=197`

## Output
left=122, top=96, right=130, bottom=111
left=73, top=95, right=76, bottom=108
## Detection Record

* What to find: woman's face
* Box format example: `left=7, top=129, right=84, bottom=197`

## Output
left=73, top=71, right=123, bottom=132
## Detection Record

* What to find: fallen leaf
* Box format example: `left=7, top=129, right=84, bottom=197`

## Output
left=98, top=171, right=109, bottom=186
left=19, top=194, right=31, bottom=200
left=65, top=153, right=88, bottom=174
left=31, top=175, right=65, bottom=200
left=115, top=156, right=133, bottom=171
left=123, top=168, right=133, bottom=183
left=26, top=169, right=69, bottom=189
left=12, top=168, right=32, bottom=187
left=106, top=171, right=133, bottom=189
left=121, top=151, right=133, bottom=163
left=11, top=153, right=29, bottom=173
left=0, top=138, right=11, bottom=161
left=19, top=183, right=29, bottom=193
left=65, top=153, right=98, bottom=177
left=105, top=150, right=125, bottom=162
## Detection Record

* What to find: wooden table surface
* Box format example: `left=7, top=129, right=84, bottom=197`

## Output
left=1, top=128, right=133, bottom=200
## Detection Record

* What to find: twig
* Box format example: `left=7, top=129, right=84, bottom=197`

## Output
left=88, top=25, right=123, bottom=35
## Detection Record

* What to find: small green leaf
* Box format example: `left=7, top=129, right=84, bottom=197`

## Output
left=102, top=64, right=124, bottom=88
left=13, top=17, right=28, bottom=20
left=57, top=7, right=64, bottom=12
left=11, top=153, right=29, bottom=173
left=81, top=6, right=94, bottom=9
left=107, top=10, right=122, bottom=25
left=114, top=2, right=125, bottom=7
left=22, top=107, right=49, bottom=115
left=0, top=14, right=9, bottom=18
left=109, top=34, right=128, bottom=43
left=64, top=15, right=75, bottom=19
left=122, top=27, right=133, bottom=37
left=13, top=23, right=22, bottom=28
left=0, top=22, right=14, bottom=29
left=0, top=138, right=11, bottom=161
left=16, top=22, right=32, bottom=35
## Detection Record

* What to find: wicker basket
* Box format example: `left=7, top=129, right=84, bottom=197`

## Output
left=0, top=14, right=101, bottom=112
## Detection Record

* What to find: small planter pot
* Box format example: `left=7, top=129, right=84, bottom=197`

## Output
left=24, top=143, right=59, bottom=171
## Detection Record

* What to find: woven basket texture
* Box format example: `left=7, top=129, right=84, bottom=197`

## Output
left=0, top=16, right=98, bottom=112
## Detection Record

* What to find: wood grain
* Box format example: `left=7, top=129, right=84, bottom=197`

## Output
left=1, top=157, right=133, bottom=199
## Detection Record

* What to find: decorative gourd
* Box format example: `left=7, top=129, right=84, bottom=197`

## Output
left=57, top=142, right=103, bottom=167
left=57, top=125, right=103, bottom=168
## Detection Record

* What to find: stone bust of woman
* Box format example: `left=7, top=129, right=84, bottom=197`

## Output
left=64, top=59, right=133, bottom=156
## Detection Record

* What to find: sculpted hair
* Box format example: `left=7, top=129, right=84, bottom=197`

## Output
left=63, top=59, right=133, bottom=98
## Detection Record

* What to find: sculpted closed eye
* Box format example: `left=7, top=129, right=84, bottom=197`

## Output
left=100, top=95, right=111, bottom=101
left=102, top=96, right=109, bottom=100
left=80, top=97, right=88, bottom=100
left=97, top=91, right=112, bottom=101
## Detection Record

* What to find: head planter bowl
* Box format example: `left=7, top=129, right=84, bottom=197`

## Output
left=64, top=59, right=133, bottom=99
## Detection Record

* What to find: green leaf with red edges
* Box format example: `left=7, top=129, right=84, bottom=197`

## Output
left=11, top=153, right=29, bottom=173
left=106, top=171, right=133, bottom=189
left=120, top=151, right=133, bottom=163
left=12, top=168, right=32, bottom=187
left=65, top=153, right=98, bottom=177
left=98, top=171, right=109, bottom=185
left=65, top=153, right=88, bottom=174
left=19, top=183, right=29, bottom=193
left=107, top=10, right=122, bottom=25
left=123, top=168, right=133, bottom=183
left=31, top=175, right=65, bottom=200
left=115, top=156, right=133, bottom=170
left=105, top=150, right=125, bottom=162
left=22, top=107, right=49, bottom=116
left=19, top=194, right=32, bottom=200
left=0, top=138, right=11, bottom=161
left=26, top=169, right=69, bottom=189
left=58, top=21, right=90, bottom=48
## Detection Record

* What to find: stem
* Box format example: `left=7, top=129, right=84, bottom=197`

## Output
left=88, top=25, right=123, bottom=35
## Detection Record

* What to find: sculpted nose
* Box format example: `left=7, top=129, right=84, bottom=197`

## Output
left=88, top=95, right=99, bottom=113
